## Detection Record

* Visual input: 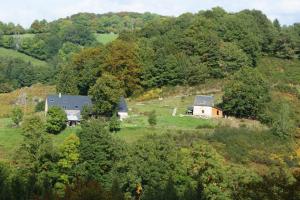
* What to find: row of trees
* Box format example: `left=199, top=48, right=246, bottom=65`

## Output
left=0, top=57, right=54, bottom=93
left=1, top=117, right=299, bottom=199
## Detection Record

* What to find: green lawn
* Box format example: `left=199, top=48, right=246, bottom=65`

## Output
left=95, top=33, right=118, bottom=45
left=0, top=118, right=79, bottom=161
left=0, top=118, right=23, bottom=161
left=0, top=47, right=48, bottom=67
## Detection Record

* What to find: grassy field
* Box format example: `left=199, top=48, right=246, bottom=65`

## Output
left=0, top=118, right=79, bottom=161
left=0, top=118, right=23, bottom=161
left=95, top=33, right=118, bottom=44
left=0, top=47, right=48, bottom=67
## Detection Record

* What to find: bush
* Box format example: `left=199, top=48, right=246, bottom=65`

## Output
left=148, top=110, right=157, bottom=126
left=35, top=101, right=45, bottom=112
left=46, top=106, right=67, bottom=134
left=109, top=114, right=121, bottom=133
left=11, top=106, right=23, bottom=126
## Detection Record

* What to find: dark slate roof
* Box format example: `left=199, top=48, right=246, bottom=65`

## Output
left=194, top=95, right=214, bottom=107
left=46, top=95, right=92, bottom=111
left=118, top=97, right=128, bottom=112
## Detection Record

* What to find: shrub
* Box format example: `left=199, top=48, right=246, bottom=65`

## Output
left=35, top=101, right=45, bottom=112
left=109, top=114, right=121, bottom=133
left=11, top=106, right=23, bottom=126
left=148, top=110, right=157, bottom=126
left=46, top=106, right=67, bottom=134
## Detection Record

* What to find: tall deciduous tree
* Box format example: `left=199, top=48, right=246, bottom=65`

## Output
left=221, top=67, right=270, bottom=119
left=89, top=73, right=124, bottom=117
left=104, top=40, right=142, bottom=96
left=77, top=119, right=124, bottom=187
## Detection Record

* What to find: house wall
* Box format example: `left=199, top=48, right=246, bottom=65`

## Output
left=193, top=106, right=212, bottom=118
left=118, top=112, right=128, bottom=121
left=212, top=107, right=223, bottom=118
left=45, top=100, right=48, bottom=113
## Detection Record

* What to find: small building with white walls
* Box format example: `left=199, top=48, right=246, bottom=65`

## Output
left=117, top=97, right=128, bottom=121
left=193, top=95, right=223, bottom=118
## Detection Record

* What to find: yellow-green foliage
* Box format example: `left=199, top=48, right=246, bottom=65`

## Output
left=0, top=84, right=55, bottom=118
left=136, top=88, right=162, bottom=101
left=94, top=33, right=118, bottom=45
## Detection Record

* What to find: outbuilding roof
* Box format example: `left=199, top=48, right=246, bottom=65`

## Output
left=194, top=95, right=214, bottom=107
left=46, top=94, right=92, bottom=111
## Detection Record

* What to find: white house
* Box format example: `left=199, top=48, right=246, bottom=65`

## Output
left=45, top=93, right=92, bottom=126
left=192, top=95, right=223, bottom=118
left=117, top=97, right=128, bottom=121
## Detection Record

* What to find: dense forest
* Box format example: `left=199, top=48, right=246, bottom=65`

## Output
left=0, top=7, right=300, bottom=200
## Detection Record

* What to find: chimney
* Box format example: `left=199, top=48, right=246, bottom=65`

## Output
left=59, top=93, right=62, bottom=98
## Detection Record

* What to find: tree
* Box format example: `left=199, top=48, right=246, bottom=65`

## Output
left=104, top=40, right=142, bottom=96
left=221, top=67, right=270, bottom=119
left=89, top=73, right=124, bottom=117
left=56, top=65, right=79, bottom=95
left=55, top=134, right=80, bottom=195
left=77, top=119, right=124, bottom=187
left=11, top=106, right=23, bottom=126
left=271, top=103, right=296, bottom=139
left=111, top=179, right=125, bottom=200
left=148, top=110, right=157, bottom=126
left=70, top=47, right=104, bottom=95
left=18, top=115, right=58, bottom=195
left=46, top=106, right=67, bottom=134
left=109, top=114, right=121, bottom=133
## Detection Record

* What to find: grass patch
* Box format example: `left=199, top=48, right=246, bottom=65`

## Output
left=0, top=84, right=55, bottom=118
left=95, top=33, right=118, bottom=45
left=0, top=47, right=48, bottom=67
left=0, top=118, right=23, bottom=161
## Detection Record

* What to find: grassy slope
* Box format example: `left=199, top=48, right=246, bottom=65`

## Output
left=95, top=33, right=118, bottom=45
left=0, top=47, right=48, bottom=67
left=0, top=84, right=56, bottom=118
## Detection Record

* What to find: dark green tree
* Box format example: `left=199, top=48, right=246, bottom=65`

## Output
left=89, top=73, right=124, bottom=117
left=221, top=67, right=270, bottom=119
left=77, top=119, right=124, bottom=187
left=109, top=114, right=121, bottom=133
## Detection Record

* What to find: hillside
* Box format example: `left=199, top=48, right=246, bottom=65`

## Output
left=0, top=47, right=48, bottom=67
left=0, top=84, right=55, bottom=118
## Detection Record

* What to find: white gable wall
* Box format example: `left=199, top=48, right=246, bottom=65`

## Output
left=118, top=112, right=128, bottom=121
left=193, top=106, right=212, bottom=118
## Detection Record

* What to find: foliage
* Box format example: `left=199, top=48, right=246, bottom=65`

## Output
left=89, top=73, right=124, bottom=117
left=55, top=134, right=80, bottom=195
left=147, top=110, right=157, bottom=126
left=77, top=119, right=125, bottom=187
left=221, top=67, right=270, bottom=119
left=46, top=106, right=67, bottom=134
left=11, top=106, right=23, bottom=126
left=104, top=40, right=142, bottom=96
left=35, top=101, right=45, bottom=112
left=109, top=114, right=121, bottom=133
left=271, top=103, right=296, bottom=139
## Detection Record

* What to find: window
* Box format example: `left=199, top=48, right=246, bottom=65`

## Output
left=75, top=106, right=79, bottom=109
left=49, top=99, right=54, bottom=102
left=202, top=110, right=205, bottom=114
left=217, top=111, right=219, bottom=115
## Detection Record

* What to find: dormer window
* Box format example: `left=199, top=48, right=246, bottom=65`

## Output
left=75, top=106, right=79, bottom=109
